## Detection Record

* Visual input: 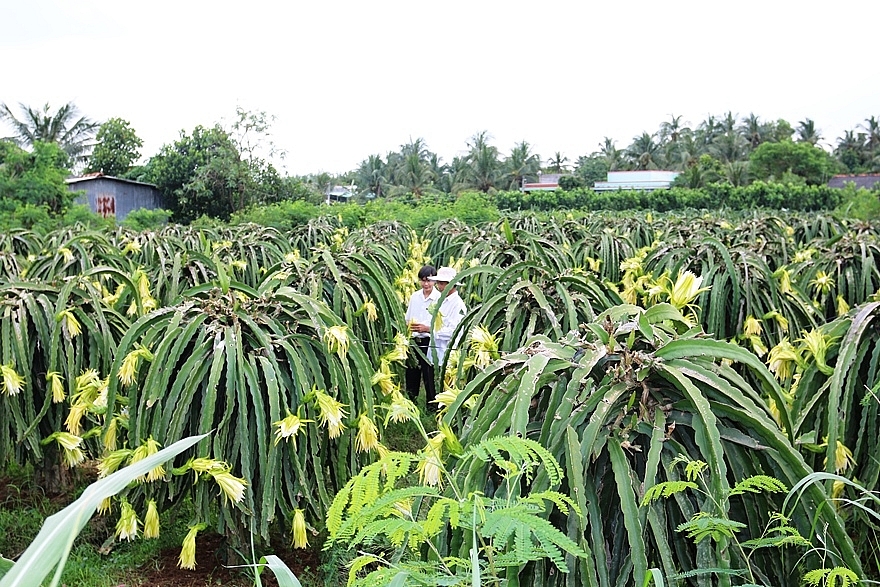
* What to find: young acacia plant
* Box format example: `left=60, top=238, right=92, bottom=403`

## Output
left=325, top=397, right=587, bottom=586
left=641, top=454, right=861, bottom=587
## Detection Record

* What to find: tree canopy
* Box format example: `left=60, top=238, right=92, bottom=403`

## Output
left=86, top=118, right=143, bottom=177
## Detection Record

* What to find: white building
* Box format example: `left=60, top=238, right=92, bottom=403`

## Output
left=594, top=170, right=679, bottom=191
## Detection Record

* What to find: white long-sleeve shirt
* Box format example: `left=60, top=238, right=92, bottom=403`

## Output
left=428, top=290, right=467, bottom=366
left=405, top=288, right=440, bottom=339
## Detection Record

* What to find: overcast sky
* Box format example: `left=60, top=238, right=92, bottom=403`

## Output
left=2, top=0, right=878, bottom=175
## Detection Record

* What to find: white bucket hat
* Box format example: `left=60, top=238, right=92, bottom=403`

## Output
left=429, top=266, right=457, bottom=282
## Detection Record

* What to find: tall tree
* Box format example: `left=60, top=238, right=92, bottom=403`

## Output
left=501, top=141, right=541, bottom=190
left=85, top=118, right=143, bottom=177
left=796, top=119, right=822, bottom=146
left=356, top=154, right=388, bottom=198
left=544, top=151, right=570, bottom=173
left=626, top=133, right=661, bottom=170
left=596, top=137, right=622, bottom=171
left=0, top=140, right=72, bottom=213
left=463, top=131, right=501, bottom=192
left=0, top=102, right=99, bottom=168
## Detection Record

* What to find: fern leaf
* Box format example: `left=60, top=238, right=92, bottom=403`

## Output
left=523, top=489, right=582, bottom=518
left=676, top=513, right=746, bottom=544
left=462, top=436, right=564, bottom=487
left=803, top=567, right=859, bottom=587
left=742, top=525, right=810, bottom=549
left=684, top=459, right=708, bottom=482
left=641, top=480, right=698, bottom=505
left=728, top=474, right=787, bottom=496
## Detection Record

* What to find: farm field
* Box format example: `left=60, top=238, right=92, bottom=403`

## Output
left=1, top=209, right=879, bottom=586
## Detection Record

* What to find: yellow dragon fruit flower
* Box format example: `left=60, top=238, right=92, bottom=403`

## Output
left=178, top=523, right=206, bottom=570
left=743, top=315, right=762, bottom=337
left=355, top=413, right=380, bottom=453
left=323, top=325, right=350, bottom=359
left=143, top=499, right=160, bottom=539
left=97, top=448, right=134, bottom=478
left=385, top=390, right=418, bottom=424
left=669, top=270, right=710, bottom=311
left=273, top=409, right=312, bottom=448
left=1, top=363, right=25, bottom=396
left=763, top=310, right=789, bottom=332
left=799, top=329, right=835, bottom=375
left=836, top=295, right=850, bottom=317
left=810, top=271, right=835, bottom=297
left=359, top=299, right=378, bottom=322
left=118, top=346, right=154, bottom=386
left=767, top=339, right=799, bottom=381
left=104, top=416, right=120, bottom=451
left=313, top=388, right=347, bottom=439
left=116, top=499, right=140, bottom=542
left=46, top=371, right=65, bottom=403
left=371, top=360, right=397, bottom=396
left=291, top=509, right=309, bottom=549
left=416, top=432, right=446, bottom=488
left=64, top=403, right=87, bottom=435
left=382, top=334, right=409, bottom=364
left=51, top=431, right=86, bottom=468
left=210, top=469, right=248, bottom=505
left=469, top=325, right=499, bottom=369
left=57, top=308, right=82, bottom=338
left=130, top=437, right=165, bottom=482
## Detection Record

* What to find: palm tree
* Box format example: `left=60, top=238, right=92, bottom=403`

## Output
left=696, top=115, right=721, bottom=153
left=860, top=116, right=880, bottom=159
left=462, top=131, right=501, bottom=192
left=0, top=101, right=99, bottom=166
left=596, top=137, right=622, bottom=171
left=355, top=154, right=387, bottom=198
left=544, top=151, right=570, bottom=173
left=501, top=141, right=541, bottom=190
left=738, top=113, right=771, bottom=151
left=835, top=130, right=867, bottom=173
left=796, top=119, right=822, bottom=146
left=626, top=133, right=661, bottom=170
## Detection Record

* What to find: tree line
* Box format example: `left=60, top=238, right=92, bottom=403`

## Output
left=1, top=101, right=879, bottom=224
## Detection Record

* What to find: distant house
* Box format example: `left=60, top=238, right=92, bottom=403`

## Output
left=594, top=170, right=679, bottom=191
left=325, top=185, right=354, bottom=203
left=827, top=174, right=880, bottom=190
left=66, top=173, right=164, bottom=221
left=521, top=173, right=562, bottom=192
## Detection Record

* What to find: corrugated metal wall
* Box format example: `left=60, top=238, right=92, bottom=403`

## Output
left=69, top=178, right=164, bottom=221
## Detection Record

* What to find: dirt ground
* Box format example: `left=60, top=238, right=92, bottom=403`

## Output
left=131, top=533, right=321, bottom=587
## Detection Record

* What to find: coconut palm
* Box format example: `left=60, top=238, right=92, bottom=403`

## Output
left=0, top=101, right=99, bottom=166
left=544, top=151, right=570, bottom=173
left=626, top=132, right=662, bottom=170
left=796, top=119, right=822, bottom=146
left=596, top=137, right=623, bottom=171
left=356, top=154, right=388, bottom=198
left=462, top=131, right=501, bottom=192
left=501, top=141, right=541, bottom=190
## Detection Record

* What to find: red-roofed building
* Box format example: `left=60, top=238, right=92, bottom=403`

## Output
left=521, top=173, right=561, bottom=192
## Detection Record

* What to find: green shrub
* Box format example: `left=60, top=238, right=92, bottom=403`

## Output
left=120, top=207, right=172, bottom=231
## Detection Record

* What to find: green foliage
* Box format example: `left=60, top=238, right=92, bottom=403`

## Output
left=833, top=182, right=880, bottom=220
left=120, top=207, right=172, bottom=231
left=0, top=140, right=72, bottom=213
left=327, top=434, right=587, bottom=585
left=86, top=118, right=143, bottom=177
left=802, top=567, right=860, bottom=587
left=749, top=140, right=841, bottom=186
left=494, top=181, right=842, bottom=212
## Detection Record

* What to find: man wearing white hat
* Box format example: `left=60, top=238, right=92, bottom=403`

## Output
left=427, top=266, right=468, bottom=370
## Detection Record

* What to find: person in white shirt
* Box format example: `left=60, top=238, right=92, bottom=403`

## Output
left=427, top=266, right=468, bottom=370
left=405, top=265, right=440, bottom=404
